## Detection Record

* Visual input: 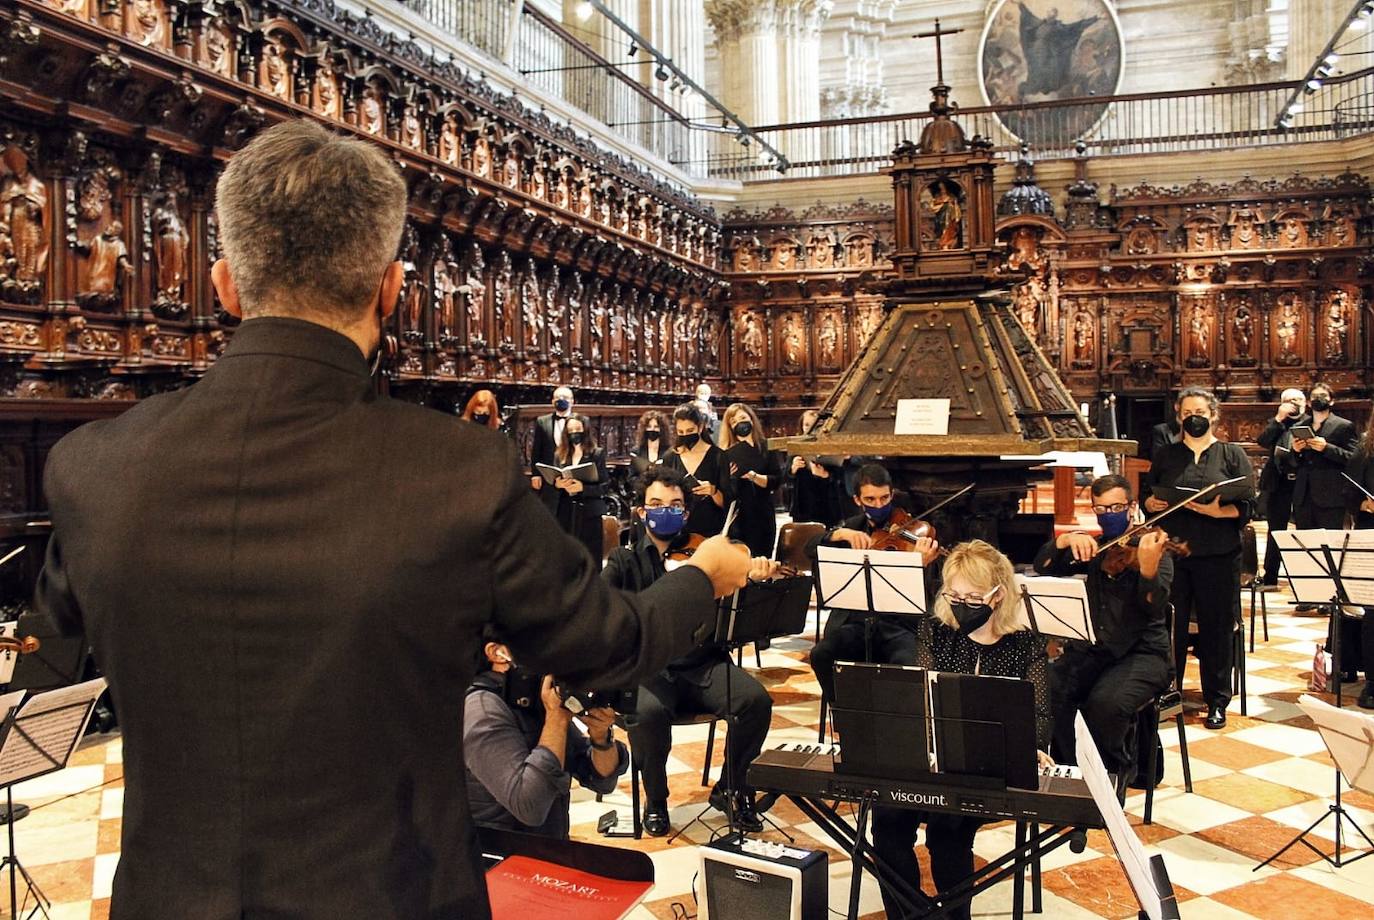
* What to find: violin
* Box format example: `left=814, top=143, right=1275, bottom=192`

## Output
left=0, top=635, right=39, bottom=656
left=869, top=506, right=946, bottom=556
left=1098, top=526, right=1190, bottom=577
left=664, top=532, right=706, bottom=564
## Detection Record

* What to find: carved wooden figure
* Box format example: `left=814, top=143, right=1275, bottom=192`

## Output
left=77, top=221, right=132, bottom=310
left=1324, top=290, right=1349, bottom=363
left=0, top=146, right=47, bottom=301
left=1275, top=294, right=1302, bottom=366
left=152, top=192, right=189, bottom=309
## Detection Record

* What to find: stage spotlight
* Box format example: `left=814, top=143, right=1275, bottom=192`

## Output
left=628, top=42, right=638, bottom=57
left=654, top=62, right=670, bottom=81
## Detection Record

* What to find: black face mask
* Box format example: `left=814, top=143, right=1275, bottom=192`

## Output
left=679, top=432, right=700, bottom=450
left=951, top=602, right=995, bottom=637
left=1181, top=415, right=1211, bottom=438
left=1311, top=397, right=1332, bottom=412
left=733, top=421, right=754, bottom=438
left=471, top=413, right=490, bottom=426
left=568, top=431, right=586, bottom=446
left=645, top=430, right=661, bottom=442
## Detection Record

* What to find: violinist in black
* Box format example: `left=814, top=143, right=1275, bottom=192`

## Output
left=605, top=466, right=775, bottom=837
left=806, top=463, right=941, bottom=705
left=1035, top=474, right=1173, bottom=788
left=1143, top=386, right=1256, bottom=730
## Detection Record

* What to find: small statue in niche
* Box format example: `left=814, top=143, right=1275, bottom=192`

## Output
left=76, top=220, right=132, bottom=310
left=152, top=191, right=189, bottom=309
left=57, top=0, right=86, bottom=13
left=818, top=311, right=839, bottom=366
left=596, top=195, right=611, bottom=226
left=769, top=239, right=798, bottom=271
left=732, top=238, right=758, bottom=272
left=433, top=257, right=458, bottom=339
left=131, top=0, right=164, bottom=46
left=567, top=279, right=584, bottom=357
left=781, top=316, right=803, bottom=368
left=658, top=310, right=671, bottom=365
left=530, top=165, right=547, bottom=200
left=263, top=38, right=290, bottom=99
left=1, top=146, right=48, bottom=300
left=807, top=230, right=836, bottom=269
left=704, top=312, right=722, bottom=367
left=1071, top=311, right=1094, bottom=365
left=576, top=183, right=593, bottom=218
left=400, top=103, right=424, bottom=151
left=1232, top=302, right=1254, bottom=362
left=1280, top=215, right=1308, bottom=248
left=1276, top=294, right=1301, bottom=365
left=521, top=269, right=542, bottom=350
left=493, top=255, right=514, bottom=347
left=925, top=180, right=963, bottom=250
left=1227, top=206, right=1265, bottom=250
left=545, top=269, right=563, bottom=355
left=588, top=297, right=605, bottom=362
left=77, top=168, right=113, bottom=222
left=315, top=68, right=340, bottom=119
left=1325, top=290, right=1350, bottom=363
left=609, top=308, right=624, bottom=362
left=503, top=148, right=520, bottom=190
left=403, top=263, right=424, bottom=333
left=1124, top=226, right=1157, bottom=256
left=1187, top=222, right=1217, bottom=252
left=740, top=312, right=764, bottom=371
left=553, top=172, right=571, bottom=209
left=623, top=303, right=637, bottom=356
left=471, top=137, right=491, bottom=177
left=672, top=310, right=687, bottom=370
left=438, top=115, right=460, bottom=166
left=204, top=26, right=231, bottom=76
left=464, top=249, right=487, bottom=347
left=845, top=235, right=874, bottom=268
left=1004, top=227, right=1044, bottom=272
left=1013, top=278, right=1042, bottom=341
left=360, top=88, right=384, bottom=135
left=1186, top=303, right=1209, bottom=366
left=1326, top=209, right=1357, bottom=247
left=857, top=306, right=880, bottom=344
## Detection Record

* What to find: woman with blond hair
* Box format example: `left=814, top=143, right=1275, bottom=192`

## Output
left=460, top=389, right=500, bottom=430
left=719, top=402, right=779, bottom=556
left=871, top=539, right=1051, bottom=920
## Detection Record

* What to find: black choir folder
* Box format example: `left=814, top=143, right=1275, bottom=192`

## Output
left=831, top=662, right=1038, bottom=790
left=534, top=462, right=598, bottom=487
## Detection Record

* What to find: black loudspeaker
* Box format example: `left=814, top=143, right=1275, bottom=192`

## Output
left=699, top=836, right=827, bottom=920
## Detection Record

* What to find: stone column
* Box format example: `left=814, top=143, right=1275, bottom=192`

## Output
left=704, top=0, right=781, bottom=126
left=776, top=0, right=833, bottom=125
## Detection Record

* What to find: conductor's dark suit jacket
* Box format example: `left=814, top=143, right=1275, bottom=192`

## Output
left=529, top=410, right=587, bottom=513
left=34, top=318, right=717, bottom=920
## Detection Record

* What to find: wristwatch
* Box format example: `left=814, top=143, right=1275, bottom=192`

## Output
left=590, top=728, right=615, bottom=751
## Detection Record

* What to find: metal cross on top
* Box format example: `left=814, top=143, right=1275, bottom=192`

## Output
left=914, top=18, right=965, bottom=86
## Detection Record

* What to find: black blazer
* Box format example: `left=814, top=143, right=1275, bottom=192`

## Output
left=33, top=318, right=716, bottom=920
left=1292, top=412, right=1358, bottom=510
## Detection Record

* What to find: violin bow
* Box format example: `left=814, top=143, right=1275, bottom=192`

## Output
left=1098, top=475, right=1246, bottom=553
left=920, top=482, right=975, bottom=518
left=720, top=500, right=740, bottom=538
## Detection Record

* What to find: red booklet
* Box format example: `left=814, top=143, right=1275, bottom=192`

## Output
left=485, top=854, right=653, bottom=920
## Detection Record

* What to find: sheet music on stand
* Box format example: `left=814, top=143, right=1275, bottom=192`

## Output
left=1298, top=694, right=1374, bottom=795
left=1275, top=530, right=1374, bottom=606
left=0, top=678, right=106, bottom=787
left=1013, top=574, right=1096, bottom=644
left=815, top=545, right=926, bottom=616
left=1073, top=713, right=1179, bottom=920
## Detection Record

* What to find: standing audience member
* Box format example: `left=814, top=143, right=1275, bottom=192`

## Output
left=530, top=386, right=585, bottom=513
left=1291, top=382, right=1357, bottom=530
left=789, top=409, right=842, bottom=526
left=719, top=402, right=780, bottom=557
left=665, top=402, right=731, bottom=537
left=461, top=389, right=501, bottom=431
left=1256, top=388, right=1306, bottom=586
left=871, top=540, right=1051, bottom=920
left=695, top=383, right=720, bottom=444
left=551, top=417, right=609, bottom=562
left=1145, top=386, right=1256, bottom=729
left=629, top=409, right=673, bottom=478
left=465, top=631, right=627, bottom=838
left=1344, top=416, right=1374, bottom=706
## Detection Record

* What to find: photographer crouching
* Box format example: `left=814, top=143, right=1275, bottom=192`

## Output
left=465, top=630, right=629, bottom=838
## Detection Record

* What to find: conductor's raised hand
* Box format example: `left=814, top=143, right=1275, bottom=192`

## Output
left=1056, top=531, right=1099, bottom=562
left=748, top=557, right=780, bottom=582
left=684, top=535, right=752, bottom=597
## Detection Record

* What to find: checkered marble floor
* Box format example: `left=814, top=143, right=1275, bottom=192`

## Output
left=6, top=588, right=1374, bottom=919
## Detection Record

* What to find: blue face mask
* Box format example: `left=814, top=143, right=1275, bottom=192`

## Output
left=645, top=506, right=686, bottom=537
left=555, top=398, right=571, bottom=413
left=1096, top=509, right=1131, bottom=541
left=863, top=503, right=894, bottom=527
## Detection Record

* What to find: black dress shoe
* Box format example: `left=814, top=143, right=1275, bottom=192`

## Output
left=709, top=783, right=728, bottom=814
left=1204, top=705, right=1227, bottom=730
left=1358, top=686, right=1374, bottom=710
left=643, top=802, right=670, bottom=837
left=733, top=794, right=764, bottom=833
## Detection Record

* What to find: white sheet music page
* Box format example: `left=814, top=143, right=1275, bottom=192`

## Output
left=0, top=677, right=106, bottom=786
left=1298, top=694, right=1374, bottom=795
left=1074, top=713, right=1170, bottom=920
left=815, top=545, right=926, bottom=615
left=1277, top=530, right=1374, bottom=605
left=1013, top=574, right=1096, bottom=643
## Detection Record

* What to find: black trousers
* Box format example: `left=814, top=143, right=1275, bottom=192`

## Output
left=623, top=660, right=773, bottom=804
left=871, top=808, right=984, bottom=920
left=1050, top=647, right=1171, bottom=784
left=1171, top=552, right=1240, bottom=709
left=1293, top=502, right=1347, bottom=531
left=1330, top=611, right=1367, bottom=678
left=809, top=610, right=918, bottom=704
left=1262, top=485, right=1294, bottom=584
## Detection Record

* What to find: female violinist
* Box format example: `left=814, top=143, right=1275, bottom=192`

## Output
left=551, top=417, right=610, bottom=563
left=1143, top=386, right=1256, bottom=730
left=664, top=402, right=731, bottom=538
left=1034, top=473, right=1173, bottom=790
left=719, top=402, right=780, bottom=557
left=805, top=463, right=942, bottom=705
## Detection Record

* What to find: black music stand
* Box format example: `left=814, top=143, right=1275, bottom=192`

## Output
left=669, top=576, right=812, bottom=844
left=0, top=678, right=106, bottom=920
left=815, top=545, right=927, bottom=663
left=1015, top=574, right=1096, bottom=644
left=1275, top=530, right=1374, bottom=708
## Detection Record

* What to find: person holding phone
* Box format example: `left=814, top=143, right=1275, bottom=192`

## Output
left=664, top=402, right=731, bottom=537
left=1143, top=386, right=1256, bottom=729
left=1256, top=387, right=1306, bottom=586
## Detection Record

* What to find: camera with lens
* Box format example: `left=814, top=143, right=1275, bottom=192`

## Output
left=553, top=682, right=637, bottom=715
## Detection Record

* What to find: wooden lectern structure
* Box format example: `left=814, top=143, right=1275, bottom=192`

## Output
left=771, top=49, right=1135, bottom=553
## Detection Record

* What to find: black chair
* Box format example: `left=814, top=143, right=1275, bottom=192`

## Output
left=608, top=711, right=722, bottom=839
left=1136, top=687, right=1194, bottom=825
left=1241, top=524, right=1269, bottom=652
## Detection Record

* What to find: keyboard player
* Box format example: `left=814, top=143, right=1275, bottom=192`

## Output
left=872, top=540, right=1052, bottom=920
